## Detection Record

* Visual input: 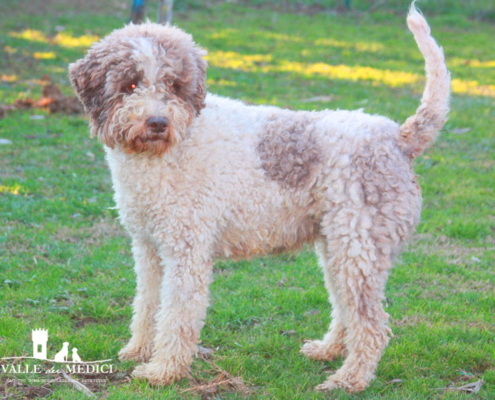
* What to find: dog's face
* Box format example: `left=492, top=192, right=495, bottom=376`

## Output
left=70, top=23, right=207, bottom=155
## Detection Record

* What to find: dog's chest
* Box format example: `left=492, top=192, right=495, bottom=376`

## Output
left=105, top=149, right=177, bottom=234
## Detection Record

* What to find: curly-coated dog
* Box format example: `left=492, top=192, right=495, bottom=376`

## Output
left=69, top=4, right=450, bottom=392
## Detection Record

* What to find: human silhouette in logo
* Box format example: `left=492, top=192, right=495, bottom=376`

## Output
left=54, top=342, right=69, bottom=362
left=72, top=347, right=82, bottom=363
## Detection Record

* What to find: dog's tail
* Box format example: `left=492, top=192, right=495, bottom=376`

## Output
left=398, top=3, right=450, bottom=159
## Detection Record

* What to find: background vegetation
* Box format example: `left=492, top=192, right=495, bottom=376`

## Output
left=0, top=0, right=494, bottom=398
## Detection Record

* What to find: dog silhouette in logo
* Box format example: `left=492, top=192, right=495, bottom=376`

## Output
left=54, top=342, right=69, bottom=362
left=72, top=347, right=82, bottom=363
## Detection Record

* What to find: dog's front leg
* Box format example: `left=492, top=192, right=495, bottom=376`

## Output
left=132, top=248, right=213, bottom=386
left=119, top=238, right=163, bottom=363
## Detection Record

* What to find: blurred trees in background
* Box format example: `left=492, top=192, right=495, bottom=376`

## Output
left=171, top=0, right=495, bottom=22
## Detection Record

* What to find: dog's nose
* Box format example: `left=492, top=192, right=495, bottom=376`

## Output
left=147, top=117, right=169, bottom=133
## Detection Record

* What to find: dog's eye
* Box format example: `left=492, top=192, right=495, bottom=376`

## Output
left=124, top=82, right=137, bottom=94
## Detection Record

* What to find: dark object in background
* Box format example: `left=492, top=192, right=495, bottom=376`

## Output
left=0, top=77, right=84, bottom=119
left=130, top=0, right=174, bottom=24
left=131, top=0, right=146, bottom=24
left=38, top=82, right=85, bottom=114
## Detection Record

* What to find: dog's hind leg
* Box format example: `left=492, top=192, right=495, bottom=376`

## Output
left=132, top=241, right=213, bottom=386
left=119, top=238, right=163, bottom=363
left=300, top=239, right=347, bottom=361
left=312, top=204, right=395, bottom=393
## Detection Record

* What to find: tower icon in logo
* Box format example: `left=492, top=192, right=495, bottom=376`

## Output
left=2, top=329, right=111, bottom=365
left=32, top=329, right=48, bottom=360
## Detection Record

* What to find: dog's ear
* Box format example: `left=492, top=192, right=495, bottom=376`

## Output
left=69, top=51, right=108, bottom=123
left=190, top=47, right=207, bottom=115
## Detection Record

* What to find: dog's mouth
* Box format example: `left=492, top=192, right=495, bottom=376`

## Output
left=123, top=129, right=173, bottom=155
left=142, top=131, right=170, bottom=143
left=144, top=135, right=169, bottom=142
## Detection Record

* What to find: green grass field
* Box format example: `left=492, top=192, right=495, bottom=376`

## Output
left=0, top=0, right=494, bottom=398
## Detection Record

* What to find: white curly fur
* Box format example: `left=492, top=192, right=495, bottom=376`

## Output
left=69, top=3, right=449, bottom=392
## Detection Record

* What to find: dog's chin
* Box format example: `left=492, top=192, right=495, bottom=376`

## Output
left=124, top=135, right=172, bottom=155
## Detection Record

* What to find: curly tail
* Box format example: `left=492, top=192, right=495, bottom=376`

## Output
left=399, top=3, right=450, bottom=159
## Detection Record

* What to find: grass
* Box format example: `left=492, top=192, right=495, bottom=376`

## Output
left=0, top=0, right=494, bottom=399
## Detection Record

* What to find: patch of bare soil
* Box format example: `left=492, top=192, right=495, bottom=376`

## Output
left=0, top=369, right=131, bottom=400
left=408, top=233, right=492, bottom=265
left=0, top=380, right=52, bottom=399
left=73, top=316, right=99, bottom=328
left=53, top=218, right=126, bottom=246
left=0, top=355, right=253, bottom=399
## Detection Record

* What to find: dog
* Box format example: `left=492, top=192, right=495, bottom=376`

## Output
left=72, top=347, right=82, bottom=363
left=54, top=342, right=69, bottom=362
left=69, top=4, right=449, bottom=392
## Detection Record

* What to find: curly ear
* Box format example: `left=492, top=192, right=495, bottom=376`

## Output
left=69, top=52, right=108, bottom=122
left=191, top=47, right=207, bottom=115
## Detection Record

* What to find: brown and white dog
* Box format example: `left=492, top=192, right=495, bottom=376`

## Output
left=69, top=4, right=449, bottom=392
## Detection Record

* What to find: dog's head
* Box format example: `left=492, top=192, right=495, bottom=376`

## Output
left=69, top=23, right=207, bottom=155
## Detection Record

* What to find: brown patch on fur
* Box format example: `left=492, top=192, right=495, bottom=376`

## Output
left=257, top=111, right=321, bottom=188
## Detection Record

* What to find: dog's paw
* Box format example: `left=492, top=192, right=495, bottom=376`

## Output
left=315, top=374, right=367, bottom=393
left=300, top=339, right=346, bottom=361
left=132, top=362, right=187, bottom=386
left=119, top=342, right=153, bottom=363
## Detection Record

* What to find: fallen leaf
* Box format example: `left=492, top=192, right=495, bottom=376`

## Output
left=386, top=378, right=402, bottom=385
